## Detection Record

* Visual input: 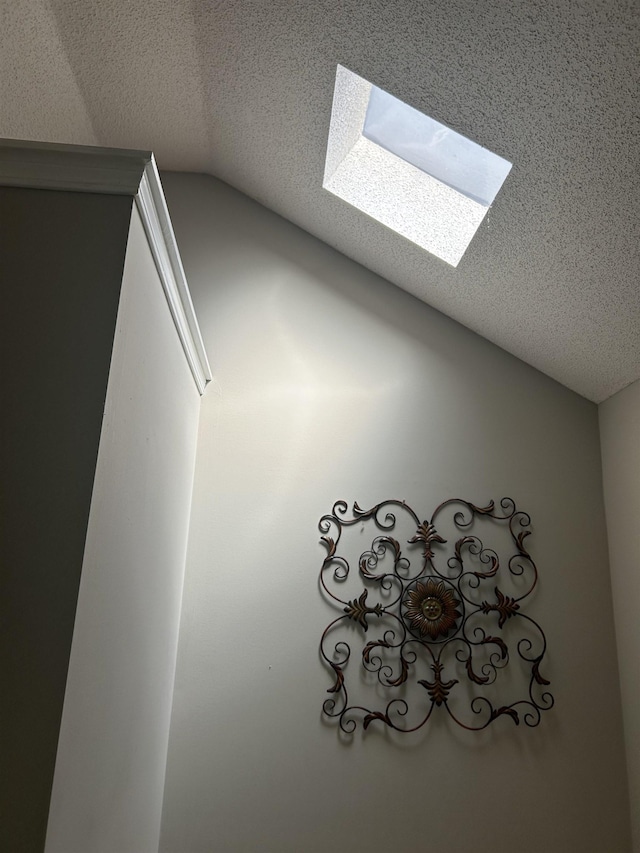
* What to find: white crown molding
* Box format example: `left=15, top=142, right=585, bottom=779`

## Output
left=135, top=157, right=212, bottom=394
left=0, top=138, right=211, bottom=394
left=0, top=138, right=149, bottom=195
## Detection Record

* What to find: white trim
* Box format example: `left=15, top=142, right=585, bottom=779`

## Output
left=0, top=138, right=149, bottom=195
left=1, top=139, right=212, bottom=395
left=135, top=157, right=212, bottom=394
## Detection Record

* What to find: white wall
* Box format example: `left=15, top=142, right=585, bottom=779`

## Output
left=600, top=379, right=640, bottom=853
left=45, top=207, right=201, bottom=853
left=159, top=173, right=631, bottom=853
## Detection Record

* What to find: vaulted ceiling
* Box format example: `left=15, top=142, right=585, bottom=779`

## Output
left=3, top=0, right=639, bottom=401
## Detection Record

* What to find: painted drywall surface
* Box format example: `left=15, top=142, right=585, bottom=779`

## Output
left=45, top=206, right=201, bottom=853
left=599, top=379, right=640, bottom=853
left=0, top=187, right=132, bottom=853
left=159, top=173, right=631, bottom=853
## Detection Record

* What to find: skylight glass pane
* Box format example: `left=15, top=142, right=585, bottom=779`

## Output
left=363, top=86, right=511, bottom=207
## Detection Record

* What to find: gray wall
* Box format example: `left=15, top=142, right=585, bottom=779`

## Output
left=600, top=379, right=640, bottom=853
left=159, top=173, right=631, bottom=853
left=45, top=206, right=202, bottom=853
left=0, top=187, right=132, bottom=853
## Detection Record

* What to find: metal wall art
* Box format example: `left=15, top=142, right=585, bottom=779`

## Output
left=319, top=498, right=553, bottom=734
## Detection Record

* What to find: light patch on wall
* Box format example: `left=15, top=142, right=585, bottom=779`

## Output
left=323, top=66, right=512, bottom=266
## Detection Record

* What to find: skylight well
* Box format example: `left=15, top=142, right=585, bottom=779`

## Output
left=323, top=66, right=512, bottom=266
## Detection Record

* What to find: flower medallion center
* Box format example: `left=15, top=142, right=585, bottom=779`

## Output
left=402, top=577, right=462, bottom=641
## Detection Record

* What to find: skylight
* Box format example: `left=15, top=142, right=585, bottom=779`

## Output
left=323, top=66, right=512, bottom=267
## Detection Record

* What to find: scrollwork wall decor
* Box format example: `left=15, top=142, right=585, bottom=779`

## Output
left=319, top=498, right=553, bottom=734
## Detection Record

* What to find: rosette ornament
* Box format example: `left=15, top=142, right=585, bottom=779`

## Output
left=403, top=578, right=462, bottom=640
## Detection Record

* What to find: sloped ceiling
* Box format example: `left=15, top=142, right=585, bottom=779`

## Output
left=2, top=0, right=639, bottom=402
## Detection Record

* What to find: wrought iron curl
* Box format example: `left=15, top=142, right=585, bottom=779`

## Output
left=318, top=497, right=553, bottom=735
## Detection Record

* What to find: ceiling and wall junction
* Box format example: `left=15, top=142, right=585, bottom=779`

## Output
left=2, top=0, right=639, bottom=402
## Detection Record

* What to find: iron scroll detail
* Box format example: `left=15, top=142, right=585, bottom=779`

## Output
left=319, top=498, right=553, bottom=734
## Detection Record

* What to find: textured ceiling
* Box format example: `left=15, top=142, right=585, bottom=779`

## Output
left=2, top=0, right=639, bottom=401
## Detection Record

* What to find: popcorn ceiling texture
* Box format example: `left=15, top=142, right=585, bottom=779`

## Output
left=2, top=0, right=638, bottom=401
